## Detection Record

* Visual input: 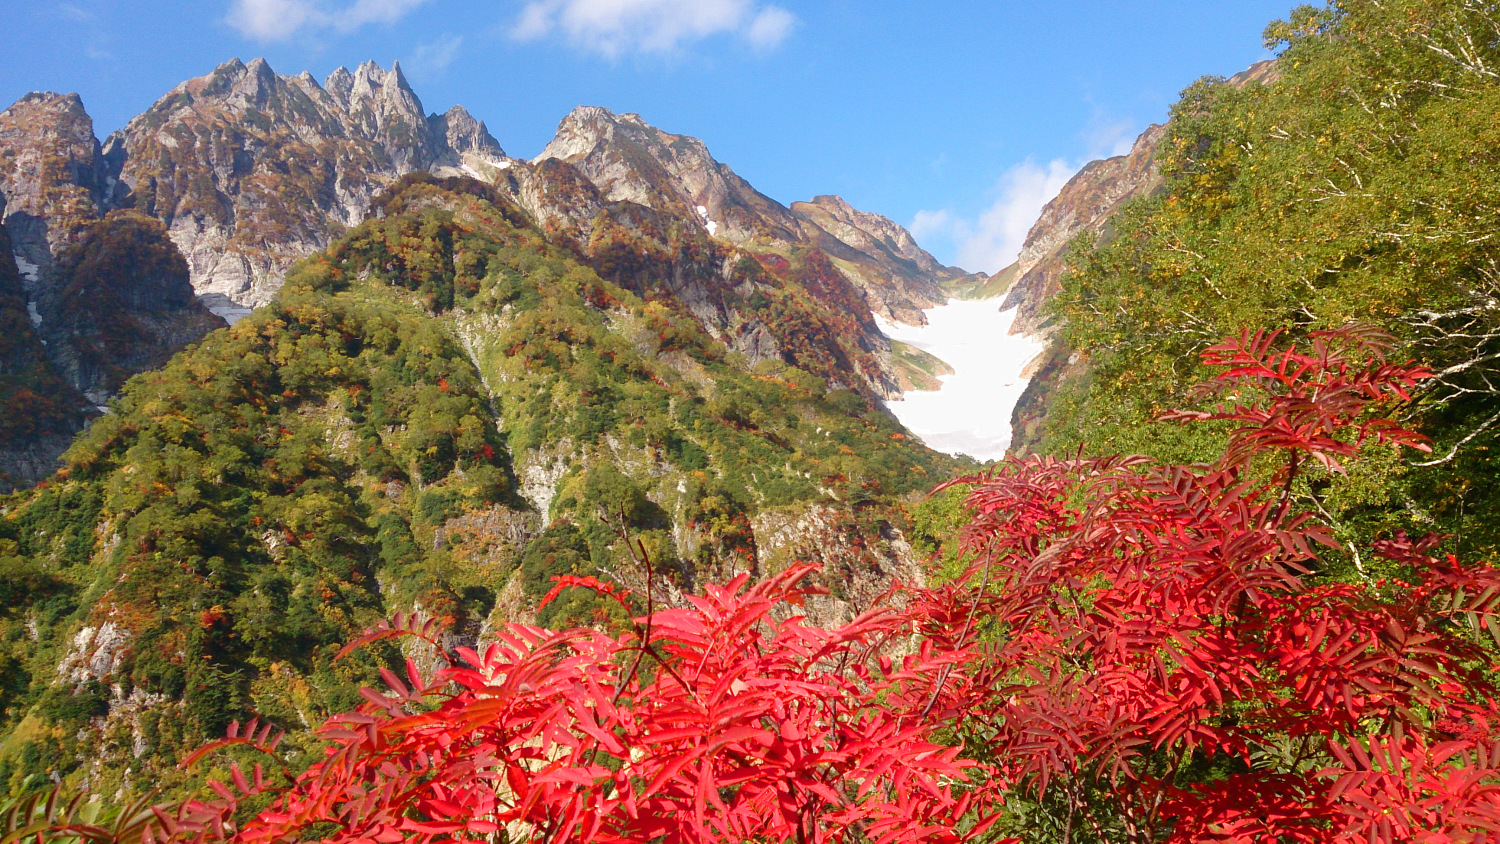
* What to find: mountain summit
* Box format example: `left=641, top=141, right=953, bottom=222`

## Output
left=106, top=58, right=509, bottom=311
left=0, top=58, right=970, bottom=485
left=530, top=105, right=968, bottom=323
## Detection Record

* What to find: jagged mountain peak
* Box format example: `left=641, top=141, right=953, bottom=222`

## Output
left=3, top=91, right=88, bottom=116
left=791, top=195, right=958, bottom=283
left=538, top=104, right=711, bottom=166
left=525, top=103, right=955, bottom=322
left=430, top=104, right=506, bottom=159
left=325, top=65, right=355, bottom=100
left=350, top=59, right=415, bottom=100
left=534, top=103, right=802, bottom=249
left=102, top=57, right=477, bottom=309
left=537, top=105, right=625, bottom=161
left=190, top=57, right=278, bottom=104
left=0, top=91, right=116, bottom=283
left=318, top=60, right=419, bottom=114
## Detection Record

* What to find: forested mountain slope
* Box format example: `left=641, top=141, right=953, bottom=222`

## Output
left=0, top=176, right=956, bottom=797
left=1017, top=0, right=1500, bottom=558
left=0, top=60, right=964, bottom=487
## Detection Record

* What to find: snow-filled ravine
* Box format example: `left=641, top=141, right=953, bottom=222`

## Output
left=877, top=299, right=1047, bottom=462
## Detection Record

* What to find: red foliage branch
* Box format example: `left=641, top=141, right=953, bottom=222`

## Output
left=907, top=325, right=1500, bottom=843
left=167, top=325, right=1500, bottom=844
left=169, top=565, right=1004, bottom=844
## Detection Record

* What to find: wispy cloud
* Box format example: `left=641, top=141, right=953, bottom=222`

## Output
left=410, top=34, right=465, bottom=75
left=911, top=160, right=1079, bottom=275
left=51, top=2, right=113, bottom=59
left=511, top=0, right=797, bottom=57
left=55, top=3, right=97, bottom=23
left=227, top=0, right=430, bottom=42
left=910, top=118, right=1142, bottom=275
left=744, top=6, right=795, bottom=51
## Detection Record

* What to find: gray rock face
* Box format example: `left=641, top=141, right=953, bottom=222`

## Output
left=535, top=106, right=806, bottom=245
left=789, top=194, right=962, bottom=323
left=1000, top=123, right=1168, bottom=334
left=0, top=206, right=89, bottom=492
left=794, top=194, right=951, bottom=279
left=103, top=58, right=510, bottom=311
left=3, top=70, right=959, bottom=330
left=0, top=63, right=963, bottom=420
left=531, top=105, right=959, bottom=322
left=36, top=211, right=225, bottom=402
left=0, top=92, right=125, bottom=294
left=430, top=105, right=505, bottom=160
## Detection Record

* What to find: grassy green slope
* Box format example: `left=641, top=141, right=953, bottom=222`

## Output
left=0, top=176, right=956, bottom=797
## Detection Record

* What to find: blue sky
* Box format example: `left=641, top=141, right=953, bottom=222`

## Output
left=1, top=0, right=1297, bottom=273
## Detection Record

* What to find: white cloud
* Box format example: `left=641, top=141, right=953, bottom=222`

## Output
left=511, top=0, right=796, bottom=57
left=909, top=160, right=1078, bottom=275
left=745, top=6, right=796, bottom=50
left=912, top=119, right=1144, bottom=275
left=968, top=159, right=1078, bottom=274
left=908, top=209, right=955, bottom=245
left=56, top=4, right=98, bottom=23
left=412, top=34, right=464, bottom=73
left=227, top=0, right=429, bottom=42
left=1083, top=119, right=1138, bottom=159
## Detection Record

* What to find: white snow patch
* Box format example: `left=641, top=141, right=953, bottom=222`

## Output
left=26, top=301, right=42, bottom=328
left=878, top=299, right=1046, bottom=462
left=14, top=255, right=38, bottom=282
left=696, top=205, right=719, bottom=237
left=461, top=163, right=487, bottom=181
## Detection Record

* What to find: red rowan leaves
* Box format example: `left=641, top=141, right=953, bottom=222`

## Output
left=907, top=325, right=1500, bottom=842
left=169, top=325, right=1500, bottom=844
left=177, top=565, right=1004, bottom=844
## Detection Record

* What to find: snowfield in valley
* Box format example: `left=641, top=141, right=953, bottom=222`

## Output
left=878, top=299, right=1045, bottom=462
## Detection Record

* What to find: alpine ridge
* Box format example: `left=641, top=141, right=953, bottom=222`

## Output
left=107, top=58, right=510, bottom=312
left=0, top=58, right=968, bottom=487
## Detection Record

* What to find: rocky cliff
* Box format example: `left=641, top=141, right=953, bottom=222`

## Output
left=109, top=58, right=511, bottom=312
left=0, top=59, right=965, bottom=487
left=0, top=91, right=230, bottom=489
left=999, top=123, right=1168, bottom=335
left=36, top=211, right=224, bottom=404
left=0, top=205, right=90, bottom=491
left=0, top=92, right=125, bottom=290
left=529, top=106, right=965, bottom=323
left=1001, top=60, right=1281, bottom=335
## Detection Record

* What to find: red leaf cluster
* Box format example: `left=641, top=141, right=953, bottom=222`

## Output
left=170, top=567, right=1003, bottom=844
left=903, top=325, right=1500, bottom=842
left=165, top=326, right=1500, bottom=844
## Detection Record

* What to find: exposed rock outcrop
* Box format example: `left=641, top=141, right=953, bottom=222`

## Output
left=37, top=211, right=225, bottom=404
left=530, top=106, right=964, bottom=323
left=790, top=194, right=962, bottom=324
left=0, top=199, right=89, bottom=492
left=0, top=60, right=969, bottom=483
left=108, top=58, right=502, bottom=311
left=999, top=123, right=1168, bottom=335
left=0, top=92, right=125, bottom=291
